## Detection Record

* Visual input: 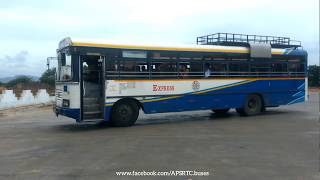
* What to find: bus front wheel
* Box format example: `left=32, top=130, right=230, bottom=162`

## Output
left=236, top=94, right=263, bottom=116
left=110, top=100, right=139, bottom=127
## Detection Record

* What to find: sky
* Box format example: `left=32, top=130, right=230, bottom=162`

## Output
left=0, top=0, right=319, bottom=77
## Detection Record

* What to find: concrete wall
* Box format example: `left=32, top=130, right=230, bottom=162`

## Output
left=0, top=89, right=54, bottom=110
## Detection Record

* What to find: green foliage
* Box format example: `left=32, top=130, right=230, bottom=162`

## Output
left=308, top=65, right=320, bottom=87
left=5, top=75, right=33, bottom=88
left=40, top=68, right=56, bottom=86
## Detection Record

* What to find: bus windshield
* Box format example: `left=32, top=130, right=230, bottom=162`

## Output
left=57, top=53, right=72, bottom=81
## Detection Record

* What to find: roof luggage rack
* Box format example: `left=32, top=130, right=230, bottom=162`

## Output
left=197, top=33, right=301, bottom=48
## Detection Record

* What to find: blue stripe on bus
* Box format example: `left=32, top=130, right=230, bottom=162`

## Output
left=298, top=82, right=305, bottom=90
left=287, top=96, right=305, bottom=105
left=292, top=91, right=304, bottom=97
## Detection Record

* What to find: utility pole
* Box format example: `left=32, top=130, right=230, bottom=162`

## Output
left=47, top=57, right=57, bottom=70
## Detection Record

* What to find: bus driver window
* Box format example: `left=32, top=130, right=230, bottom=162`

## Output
left=59, top=54, right=72, bottom=81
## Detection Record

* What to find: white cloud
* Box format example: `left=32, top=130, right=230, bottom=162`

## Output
left=0, top=0, right=318, bottom=77
left=0, top=51, right=46, bottom=77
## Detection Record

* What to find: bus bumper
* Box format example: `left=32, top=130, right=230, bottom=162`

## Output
left=54, top=106, right=81, bottom=122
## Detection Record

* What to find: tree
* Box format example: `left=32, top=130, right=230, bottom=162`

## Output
left=308, top=65, right=320, bottom=87
left=40, top=68, right=56, bottom=86
left=5, top=76, right=33, bottom=88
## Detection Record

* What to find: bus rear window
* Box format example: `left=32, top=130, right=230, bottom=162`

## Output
left=289, top=63, right=304, bottom=72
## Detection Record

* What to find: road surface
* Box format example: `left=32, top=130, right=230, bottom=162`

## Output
left=0, top=92, right=319, bottom=180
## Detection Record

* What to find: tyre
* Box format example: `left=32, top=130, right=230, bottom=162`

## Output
left=236, top=94, right=263, bottom=116
left=110, top=100, right=139, bottom=127
left=212, top=109, right=230, bottom=114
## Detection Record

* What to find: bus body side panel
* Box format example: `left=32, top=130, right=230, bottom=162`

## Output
left=103, top=78, right=305, bottom=121
left=55, top=83, right=81, bottom=122
left=140, top=79, right=305, bottom=114
left=269, top=79, right=306, bottom=105
left=104, top=106, right=113, bottom=122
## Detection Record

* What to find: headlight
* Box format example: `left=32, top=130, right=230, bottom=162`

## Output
left=62, top=99, right=70, bottom=107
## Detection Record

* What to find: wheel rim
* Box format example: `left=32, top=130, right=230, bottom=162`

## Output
left=248, top=99, right=257, bottom=109
left=118, top=104, right=132, bottom=119
left=246, top=96, right=260, bottom=113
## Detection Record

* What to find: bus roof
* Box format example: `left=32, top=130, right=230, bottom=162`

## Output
left=59, top=37, right=292, bottom=55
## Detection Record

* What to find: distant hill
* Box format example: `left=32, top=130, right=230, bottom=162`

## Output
left=0, top=75, right=39, bottom=83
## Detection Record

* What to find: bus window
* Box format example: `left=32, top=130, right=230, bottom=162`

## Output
left=250, top=63, right=270, bottom=77
left=135, top=61, right=149, bottom=79
left=151, top=62, right=177, bottom=79
left=120, top=61, right=135, bottom=71
left=212, top=62, right=227, bottom=76
left=106, top=59, right=118, bottom=79
left=57, top=53, right=72, bottom=81
left=298, top=64, right=304, bottom=72
left=271, top=63, right=288, bottom=77
left=289, top=61, right=304, bottom=77
left=179, top=63, right=190, bottom=79
left=138, top=64, right=148, bottom=72
left=190, top=62, right=202, bottom=71
left=106, top=59, right=118, bottom=71
left=213, top=63, right=227, bottom=72
left=204, top=63, right=212, bottom=78
left=152, top=62, right=177, bottom=72
left=229, top=63, right=249, bottom=77
left=271, top=63, right=287, bottom=72
left=289, top=62, right=304, bottom=72
left=119, top=60, right=149, bottom=79
left=189, top=62, right=203, bottom=78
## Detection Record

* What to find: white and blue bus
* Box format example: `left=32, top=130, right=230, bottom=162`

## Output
left=54, top=33, right=308, bottom=126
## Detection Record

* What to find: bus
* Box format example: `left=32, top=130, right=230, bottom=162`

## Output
left=54, top=33, right=308, bottom=126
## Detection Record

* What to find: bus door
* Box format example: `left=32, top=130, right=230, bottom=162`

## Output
left=80, top=55, right=105, bottom=120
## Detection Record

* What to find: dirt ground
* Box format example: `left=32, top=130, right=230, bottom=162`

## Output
left=0, top=92, right=319, bottom=180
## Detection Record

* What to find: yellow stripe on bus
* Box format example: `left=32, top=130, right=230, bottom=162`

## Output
left=142, top=95, right=181, bottom=103
left=72, top=42, right=285, bottom=55
left=194, top=80, right=256, bottom=95
left=72, top=42, right=249, bottom=53
left=71, top=42, right=282, bottom=55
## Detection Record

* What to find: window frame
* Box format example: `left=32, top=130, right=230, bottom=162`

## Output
left=56, top=52, right=75, bottom=82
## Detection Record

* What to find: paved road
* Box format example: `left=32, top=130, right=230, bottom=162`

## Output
left=0, top=92, right=319, bottom=180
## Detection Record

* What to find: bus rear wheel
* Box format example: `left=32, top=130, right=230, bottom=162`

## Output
left=212, top=109, right=230, bottom=114
left=110, top=100, right=139, bottom=127
left=236, top=94, right=262, bottom=116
